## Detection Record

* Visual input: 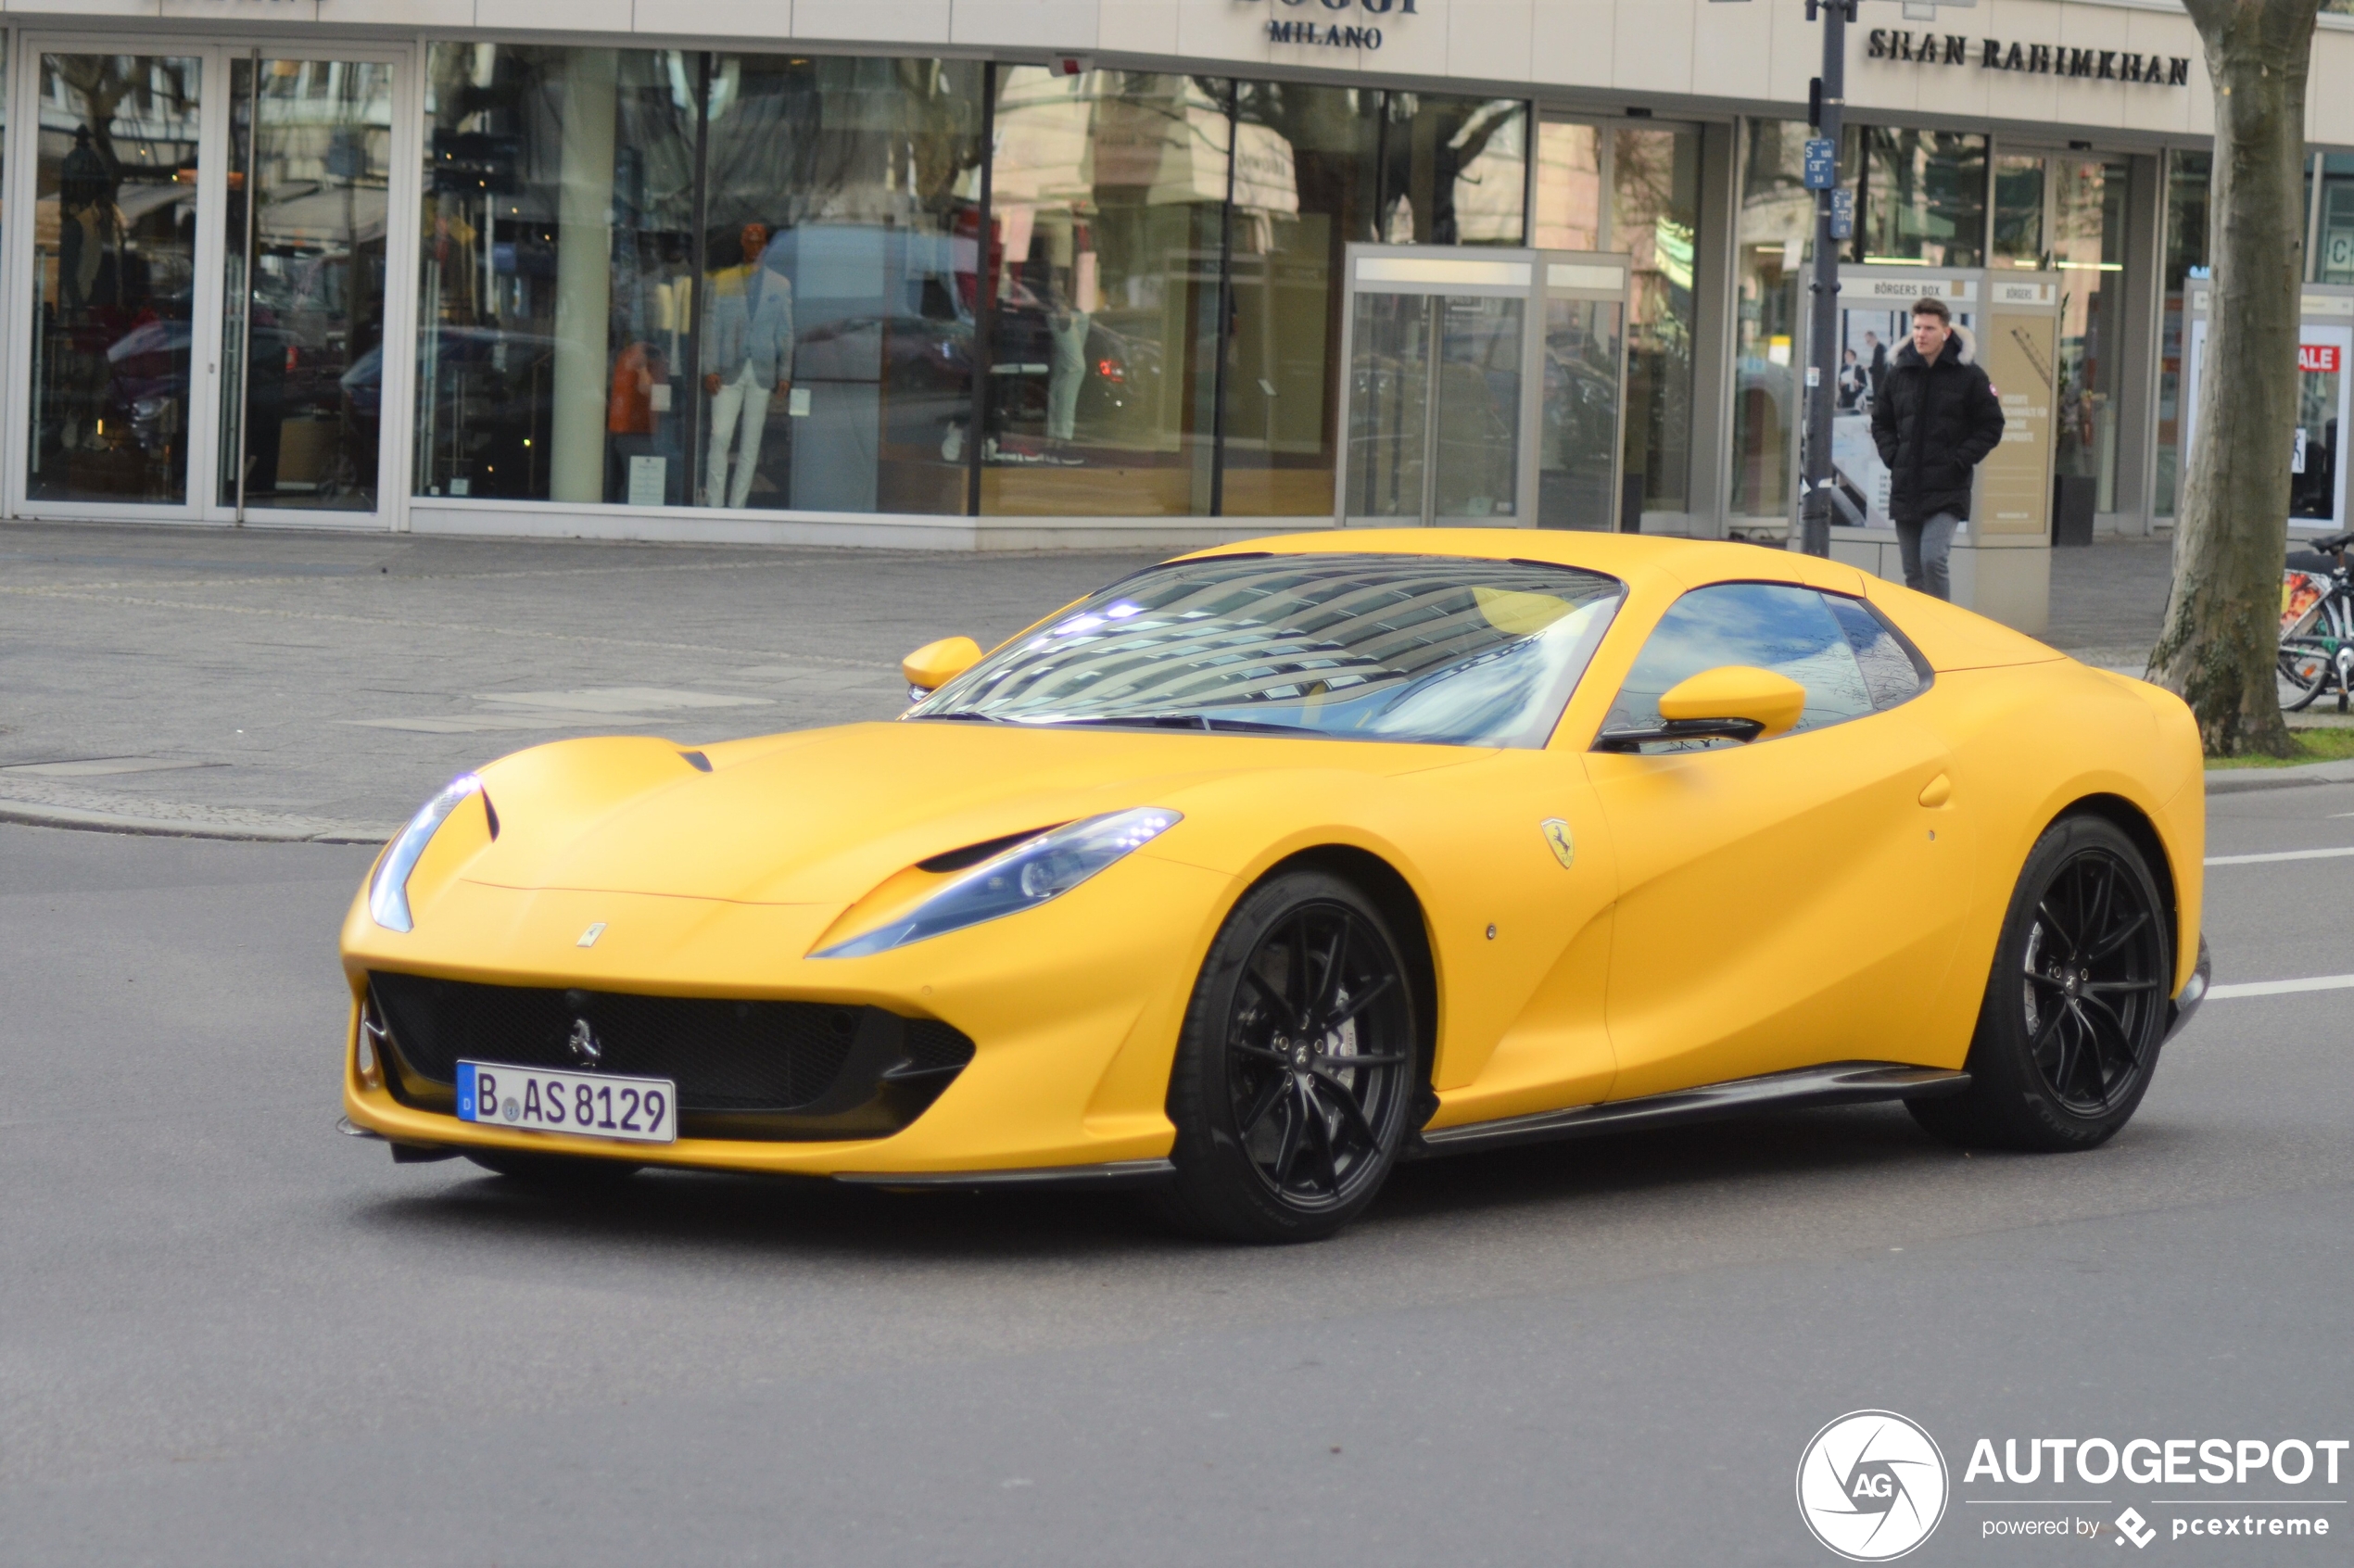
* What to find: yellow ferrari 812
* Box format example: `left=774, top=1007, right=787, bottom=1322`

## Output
left=339, top=532, right=2209, bottom=1241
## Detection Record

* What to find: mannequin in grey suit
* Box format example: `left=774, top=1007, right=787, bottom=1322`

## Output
left=703, top=221, right=797, bottom=509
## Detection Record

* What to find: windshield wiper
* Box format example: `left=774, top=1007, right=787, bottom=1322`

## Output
left=909, top=711, right=1010, bottom=723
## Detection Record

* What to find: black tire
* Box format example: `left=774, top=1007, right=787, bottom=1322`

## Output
left=1911, top=815, right=2171, bottom=1152
left=464, top=1148, right=643, bottom=1187
left=1157, top=869, right=1423, bottom=1244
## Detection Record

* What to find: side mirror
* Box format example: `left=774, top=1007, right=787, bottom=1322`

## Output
left=902, top=636, right=982, bottom=697
left=1598, top=665, right=1806, bottom=752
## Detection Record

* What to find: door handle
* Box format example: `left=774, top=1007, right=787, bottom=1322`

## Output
left=1917, top=773, right=1952, bottom=808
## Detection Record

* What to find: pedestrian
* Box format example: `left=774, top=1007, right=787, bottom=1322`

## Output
left=1868, top=297, right=2005, bottom=601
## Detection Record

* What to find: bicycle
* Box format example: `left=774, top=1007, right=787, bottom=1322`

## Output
left=2279, top=529, right=2354, bottom=712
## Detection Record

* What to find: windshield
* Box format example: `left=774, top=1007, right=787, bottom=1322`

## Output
left=909, top=552, right=1624, bottom=748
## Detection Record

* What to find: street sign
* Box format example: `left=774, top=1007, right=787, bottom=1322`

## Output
left=1803, top=138, right=1836, bottom=191
left=1829, top=188, right=1855, bottom=241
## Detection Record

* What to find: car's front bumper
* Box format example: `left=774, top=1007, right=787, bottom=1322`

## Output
left=336, top=852, right=1234, bottom=1178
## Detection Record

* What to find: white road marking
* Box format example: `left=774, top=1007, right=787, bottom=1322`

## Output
left=2206, top=974, right=2354, bottom=1000
left=2205, top=846, right=2354, bottom=866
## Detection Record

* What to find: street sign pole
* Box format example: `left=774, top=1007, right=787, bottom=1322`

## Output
left=1799, top=0, right=1854, bottom=558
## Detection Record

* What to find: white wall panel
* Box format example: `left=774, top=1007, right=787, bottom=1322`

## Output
left=1529, top=0, right=1612, bottom=90
left=1449, top=0, right=1535, bottom=86
left=160, top=0, right=321, bottom=19
left=951, top=0, right=1097, bottom=49
left=3, top=0, right=161, bottom=16
left=1348, top=1, right=1445, bottom=79
left=318, top=0, right=470, bottom=25
left=1095, top=0, right=1175, bottom=57
left=1690, top=0, right=1771, bottom=102
left=794, top=0, right=947, bottom=43
left=1764, top=0, right=1815, bottom=107
left=656, top=0, right=793, bottom=40
left=1172, top=0, right=1269, bottom=65
left=2312, top=32, right=2354, bottom=148
left=1612, top=0, right=1692, bottom=95
left=476, top=0, right=632, bottom=31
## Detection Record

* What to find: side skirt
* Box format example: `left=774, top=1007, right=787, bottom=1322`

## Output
left=1406, top=1061, right=1970, bottom=1160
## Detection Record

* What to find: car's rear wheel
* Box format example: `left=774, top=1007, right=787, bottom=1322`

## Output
left=1158, top=870, right=1422, bottom=1244
left=1911, top=816, right=2170, bottom=1152
left=464, top=1149, right=643, bottom=1187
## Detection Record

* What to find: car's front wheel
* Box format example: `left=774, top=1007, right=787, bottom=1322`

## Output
left=1158, top=869, right=1422, bottom=1244
left=1911, top=815, right=2171, bottom=1151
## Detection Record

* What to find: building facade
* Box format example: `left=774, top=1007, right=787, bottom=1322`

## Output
left=3, top=0, right=2351, bottom=565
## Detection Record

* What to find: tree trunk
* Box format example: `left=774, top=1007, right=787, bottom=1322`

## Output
left=2148, top=0, right=2321, bottom=756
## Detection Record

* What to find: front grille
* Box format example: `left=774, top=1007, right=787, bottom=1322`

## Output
left=368, top=971, right=975, bottom=1142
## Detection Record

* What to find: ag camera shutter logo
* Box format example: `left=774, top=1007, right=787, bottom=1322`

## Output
left=1797, top=1410, right=1950, bottom=1561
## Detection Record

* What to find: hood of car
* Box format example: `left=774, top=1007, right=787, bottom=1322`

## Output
left=461, top=720, right=1464, bottom=906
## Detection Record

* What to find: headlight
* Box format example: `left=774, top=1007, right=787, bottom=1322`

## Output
left=368, top=775, right=483, bottom=933
left=816, top=807, right=1180, bottom=958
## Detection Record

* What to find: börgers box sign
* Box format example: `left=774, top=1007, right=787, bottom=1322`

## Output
left=1236, top=0, right=1416, bottom=52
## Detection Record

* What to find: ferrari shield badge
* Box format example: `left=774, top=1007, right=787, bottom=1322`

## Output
left=1540, top=818, right=1576, bottom=868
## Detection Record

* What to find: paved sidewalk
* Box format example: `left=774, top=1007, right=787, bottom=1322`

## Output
left=0, top=523, right=2188, bottom=843
left=0, top=522, right=1163, bottom=841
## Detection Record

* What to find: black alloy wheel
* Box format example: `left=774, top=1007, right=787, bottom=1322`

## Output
left=1158, top=869, right=1422, bottom=1243
left=1912, top=815, right=2170, bottom=1152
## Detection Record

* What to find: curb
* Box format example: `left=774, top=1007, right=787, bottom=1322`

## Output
left=0, top=801, right=390, bottom=845
left=2204, top=761, right=2354, bottom=795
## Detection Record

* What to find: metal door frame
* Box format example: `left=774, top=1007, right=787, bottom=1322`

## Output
left=1334, top=244, right=1634, bottom=528
left=3, top=33, right=421, bottom=530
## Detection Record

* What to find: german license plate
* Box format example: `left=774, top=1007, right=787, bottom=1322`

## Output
left=456, top=1060, right=677, bottom=1144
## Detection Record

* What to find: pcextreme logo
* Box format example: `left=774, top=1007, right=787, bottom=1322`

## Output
left=1798, top=1410, right=1952, bottom=1561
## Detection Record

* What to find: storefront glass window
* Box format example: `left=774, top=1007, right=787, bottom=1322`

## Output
left=1532, top=120, right=1601, bottom=250
left=2318, top=152, right=2354, bottom=285
left=979, top=69, right=1228, bottom=518
left=1378, top=94, right=1526, bottom=247
left=2053, top=158, right=2130, bottom=512
left=414, top=45, right=981, bottom=513
left=2156, top=149, right=2210, bottom=516
left=415, top=46, right=696, bottom=504
left=1992, top=152, right=2044, bottom=268
left=1852, top=127, right=1986, bottom=269
left=1614, top=126, right=1698, bottom=518
left=1223, top=81, right=1380, bottom=517
left=30, top=55, right=202, bottom=506
left=699, top=55, right=984, bottom=514
left=1732, top=119, right=1811, bottom=521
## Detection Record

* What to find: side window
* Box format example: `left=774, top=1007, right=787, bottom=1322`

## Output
left=1602, top=582, right=1888, bottom=752
left=1822, top=592, right=1929, bottom=711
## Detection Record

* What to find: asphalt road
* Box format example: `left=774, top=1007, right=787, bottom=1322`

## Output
left=3, top=781, right=2350, bottom=1565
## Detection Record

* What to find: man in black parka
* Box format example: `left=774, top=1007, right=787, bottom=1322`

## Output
left=1868, top=296, right=2006, bottom=601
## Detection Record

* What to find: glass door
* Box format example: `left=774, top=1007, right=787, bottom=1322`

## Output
left=1338, top=248, right=1536, bottom=525
left=14, top=43, right=406, bottom=523
left=216, top=56, right=397, bottom=517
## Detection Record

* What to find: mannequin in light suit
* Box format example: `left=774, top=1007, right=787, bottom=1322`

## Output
left=703, top=222, right=797, bottom=509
